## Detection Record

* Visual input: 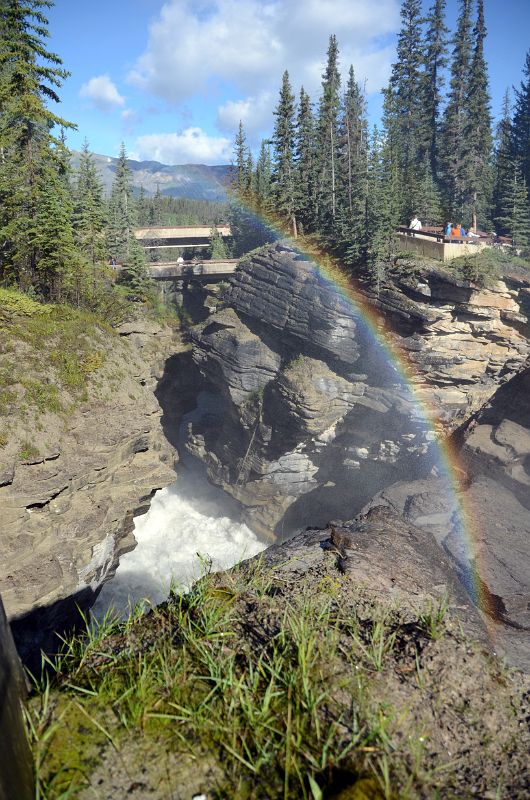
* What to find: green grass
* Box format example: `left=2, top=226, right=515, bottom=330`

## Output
left=0, top=289, right=113, bottom=419
left=25, top=557, right=529, bottom=799
left=449, top=246, right=530, bottom=287
left=25, top=561, right=475, bottom=800
left=18, top=440, right=41, bottom=462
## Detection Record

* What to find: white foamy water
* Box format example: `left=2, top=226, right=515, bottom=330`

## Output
left=93, top=464, right=267, bottom=618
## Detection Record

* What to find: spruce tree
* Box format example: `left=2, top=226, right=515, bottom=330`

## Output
left=32, top=149, right=78, bottom=301
left=492, top=91, right=514, bottom=235
left=462, top=0, right=493, bottom=229
left=336, top=66, right=368, bottom=266
left=0, top=0, right=75, bottom=291
left=229, top=122, right=271, bottom=254
left=440, top=0, right=473, bottom=219
left=511, top=50, right=530, bottom=190
left=509, top=168, right=530, bottom=248
left=254, top=139, right=272, bottom=214
left=208, top=224, right=228, bottom=259
left=317, top=35, right=341, bottom=235
left=271, top=70, right=297, bottom=236
left=233, top=121, right=252, bottom=198
left=106, top=143, right=135, bottom=264
left=73, top=139, right=107, bottom=292
left=294, top=87, right=317, bottom=234
left=383, top=0, right=426, bottom=221
left=137, top=185, right=149, bottom=226
left=422, top=0, right=448, bottom=179
left=365, top=126, right=398, bottom=286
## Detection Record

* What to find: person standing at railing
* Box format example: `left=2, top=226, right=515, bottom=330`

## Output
left=445, top=222, right=452, bottom=236
left=451, top=223, right=461, bottom=237
left=409, top=215, right=422, bottom=230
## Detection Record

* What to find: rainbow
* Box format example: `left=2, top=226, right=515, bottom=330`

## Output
left=231, top=203, right=498, bottom=629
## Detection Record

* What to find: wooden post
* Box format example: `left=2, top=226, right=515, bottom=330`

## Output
left=0, top=596, right=34, bottom=800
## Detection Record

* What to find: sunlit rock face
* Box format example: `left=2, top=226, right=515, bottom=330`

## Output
left=366, top=263, right=530, bottom=426
left=1, top=322, right=178, bottom=659
left=186, top=243, right=530, bottom=540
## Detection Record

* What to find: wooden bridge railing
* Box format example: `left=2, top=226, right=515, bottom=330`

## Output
left=396, top=226, right=494, bottom=245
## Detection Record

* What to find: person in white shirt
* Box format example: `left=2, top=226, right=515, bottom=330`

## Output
left=409, top=215, right=422, bottom=230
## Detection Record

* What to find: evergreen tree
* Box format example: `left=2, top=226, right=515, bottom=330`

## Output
left=294, top=87, right=317, bottom=234
left=414, top=157, right=443, bottom=224
left=233, top=121, right=252, bottom=198
left=422, top=0, right=448, bottom=179
left=137, top=185, right=149, bottom=226
left=229, top=122, right=272, bottom=255
left=317, top=35, right=341, bottom=234
left=153, top=183, right=163, bottom=225
left=383, top=0, right=426, bottom=221
left=208, top=224, right=228, bottom=259
left=271, top=70, right=297, bottom=236
left=106, top=143, right=135, bottom=264
left=509, top=167, right=530, bottom=248
left=365, top=127, right=397, bottom=288
left=254, top=139, right=272, bottom=214
left=336, top=66, right=368, bottom=265
left=462, top=0, right=493, bottom=229
left=73, top=139, right=107, bottom=289
left=440, top=0, right=473, bottom=218
left=496, top=161, right=530, bottom=248
left=492, top=90, right=514, bottom=235
left=32, top=148, right=78, bottom=300
left=511, top=49, right=530, bottom=190
left=0, top=0, right=75, bottom=291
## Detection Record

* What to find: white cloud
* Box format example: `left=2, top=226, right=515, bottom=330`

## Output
left=133, top=128, right=232, bottom=165
left=129, top=0, right=400, bottom=120
left=79, top=75, right=125, bottom=112
left=217, top=92, right=273, bottom=141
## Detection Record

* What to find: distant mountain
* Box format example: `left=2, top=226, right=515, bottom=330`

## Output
left=70, top=151, right=232, bottom=202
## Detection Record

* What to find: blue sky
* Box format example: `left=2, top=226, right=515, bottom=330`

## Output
left=46, top=0, right=530, bottom=165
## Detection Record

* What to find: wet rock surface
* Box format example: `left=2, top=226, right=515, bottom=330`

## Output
left=362, top=366, right=530, bottom=669
left=186, top=243, right=530, bottom=539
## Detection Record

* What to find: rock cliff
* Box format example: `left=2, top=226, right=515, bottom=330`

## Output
left=367, top=260, right=530, bottom=425
left=186, top=243, right=530, bottom=540
left=0, top=319, right=179, bottom=660
left=362, top=365, right=530, bottom=668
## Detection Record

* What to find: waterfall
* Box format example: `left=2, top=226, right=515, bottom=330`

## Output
left=93, top=461, right=266, bottom=618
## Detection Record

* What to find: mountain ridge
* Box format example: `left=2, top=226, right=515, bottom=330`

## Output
left=70, top=151, right=232, bottom=202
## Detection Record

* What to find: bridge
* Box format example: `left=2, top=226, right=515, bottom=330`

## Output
left=147, top=259, right=238, bottom=281
left=135, top=224, right=232, bottom=250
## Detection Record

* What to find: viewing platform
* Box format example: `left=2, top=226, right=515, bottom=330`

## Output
left=396, top=226, right=492, bottom=262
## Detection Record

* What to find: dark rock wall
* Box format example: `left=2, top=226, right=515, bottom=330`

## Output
left=185, top=243, right=530, bottom=612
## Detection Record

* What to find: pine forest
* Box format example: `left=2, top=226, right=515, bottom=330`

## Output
left=1, top=0, right=530, bottom=304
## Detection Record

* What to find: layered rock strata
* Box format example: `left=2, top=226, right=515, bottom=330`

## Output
left=0, top=321, right=178, bottom=656
left=366, top=262, right=530, bottom=425
left=363, top=366, right=530, bottom=668
left=186, top=243, right=530, bottom=539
